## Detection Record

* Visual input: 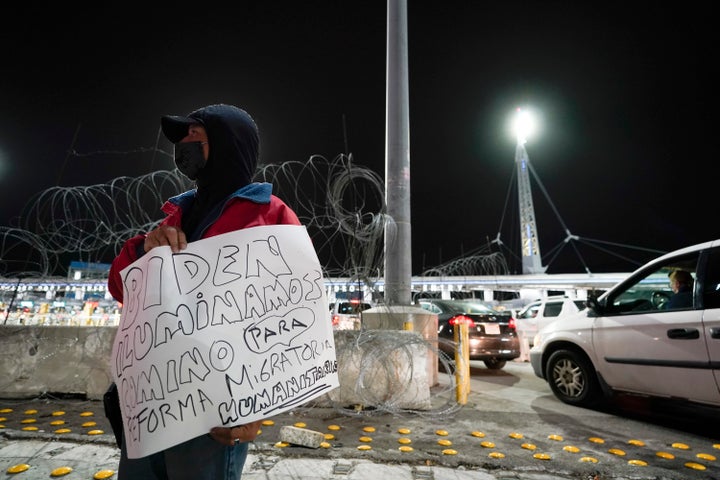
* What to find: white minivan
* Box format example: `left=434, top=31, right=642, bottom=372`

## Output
left=530, top=238, right=720, bottom=409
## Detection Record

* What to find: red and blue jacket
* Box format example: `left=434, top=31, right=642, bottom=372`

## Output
left=107, top=182, right=300, bottom=303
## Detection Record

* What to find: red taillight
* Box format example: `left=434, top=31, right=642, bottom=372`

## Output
left=508, top=317, right=517, bottom=330
left=449, top=315, right=475, bottom=327
left=331, top=315, right=340, bottom=326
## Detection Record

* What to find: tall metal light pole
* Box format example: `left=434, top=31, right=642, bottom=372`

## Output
left=513, top=108, right=546, bottom=274
left=384, top=0, right=412, bottom=306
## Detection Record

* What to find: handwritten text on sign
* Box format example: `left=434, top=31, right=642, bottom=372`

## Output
left=110, top=225, right=338, bottom=459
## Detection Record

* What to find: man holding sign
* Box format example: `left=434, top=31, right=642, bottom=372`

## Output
left=107, top=104, right=333, bottom=480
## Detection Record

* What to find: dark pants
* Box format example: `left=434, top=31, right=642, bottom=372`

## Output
left=118, top=433, right=250, bottom=480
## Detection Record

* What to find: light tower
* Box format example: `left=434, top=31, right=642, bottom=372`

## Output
left=513, top=108, right=546, bottom=274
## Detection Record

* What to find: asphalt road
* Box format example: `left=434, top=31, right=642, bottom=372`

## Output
left=468, top=360, right=718, bottom=437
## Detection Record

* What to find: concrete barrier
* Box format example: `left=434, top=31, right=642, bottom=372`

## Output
left=0, top=326, right=434, bottom=409
left=362, top=305, right=438, bottom=389
left=0, top=325, right=115, bottom=400
left=315, top=329, right=432, bottom=410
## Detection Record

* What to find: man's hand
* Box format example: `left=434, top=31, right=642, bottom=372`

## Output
left=144, top=225, right=188, bottom=253
left=209, top=420, right=263, bottom=446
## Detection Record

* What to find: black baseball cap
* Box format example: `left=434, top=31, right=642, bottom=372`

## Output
left=160, top=114, right=203, bottom=143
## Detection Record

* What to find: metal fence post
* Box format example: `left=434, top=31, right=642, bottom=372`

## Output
left=454, top=320, right=470, bottom=404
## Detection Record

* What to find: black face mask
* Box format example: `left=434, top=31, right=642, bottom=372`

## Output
left=174, top=142, right=206, bottom=180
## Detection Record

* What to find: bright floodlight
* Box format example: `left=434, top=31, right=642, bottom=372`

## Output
left=512, top=107, right=536, bottom=144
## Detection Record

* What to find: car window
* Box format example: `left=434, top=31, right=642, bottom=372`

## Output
left=573, top=300, right=586, bottom=310
left=418, top=302, right=442, bottom=314
left=543, top=302, right=563, bottom=317
left=457, top=301, right=495, bottom=314
left=337, top=302, right=370, bottom=315
left=518, top=304, right=539, bottom=318
left=607, top=252, right=699, bottom=313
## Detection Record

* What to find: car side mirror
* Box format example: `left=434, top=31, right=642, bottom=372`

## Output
left=586, top=297, right=603, bottom=316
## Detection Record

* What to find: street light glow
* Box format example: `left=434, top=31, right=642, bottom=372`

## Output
left=512, top=107, right=537, bottom=145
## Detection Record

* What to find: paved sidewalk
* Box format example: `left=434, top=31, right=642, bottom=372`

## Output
left=0, top=397, right=575, bottom=480
left=0, top=436, right=569, bottom=480
left=1, top=362, right=718, bottom=479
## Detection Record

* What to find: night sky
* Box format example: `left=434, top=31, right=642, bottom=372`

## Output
left=0, top=3, right=708, bottom=275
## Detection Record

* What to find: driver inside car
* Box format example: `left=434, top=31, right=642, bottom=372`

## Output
left=666, top=270, right=694, bottom=309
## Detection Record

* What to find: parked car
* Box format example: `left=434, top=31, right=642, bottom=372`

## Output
left=329, top=300, right=372, bottom=330
left=515, top=296, right=585, bottom=347
left=530, top=238, right=720, bottom=409
left=416, top=298, right=520, bottom=369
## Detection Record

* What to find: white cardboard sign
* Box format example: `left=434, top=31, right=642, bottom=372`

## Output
left=110, top=225, right=338, bottom=458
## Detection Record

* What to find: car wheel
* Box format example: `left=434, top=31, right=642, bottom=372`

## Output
left=546, top=349, right=602, bottom=407
left=484, top=358, right=506, bottom=370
